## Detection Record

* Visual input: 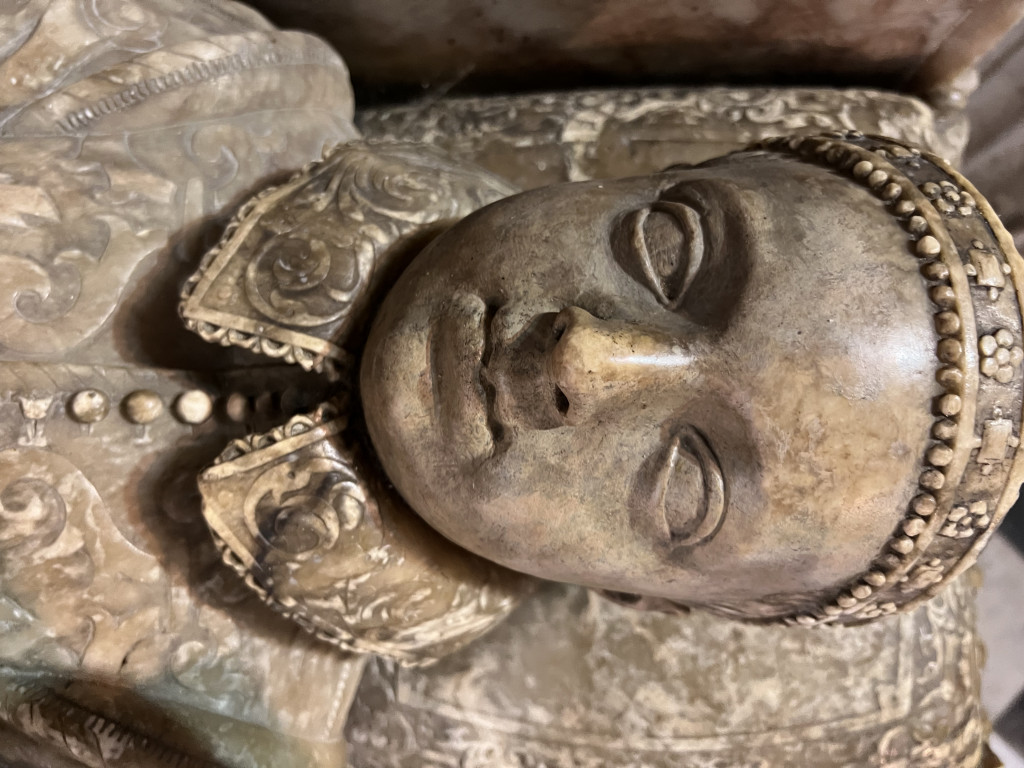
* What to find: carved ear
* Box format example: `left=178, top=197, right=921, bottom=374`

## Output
left=180, top=141, right=517, bottom=377
left=198, top=404, right=535, bottom=666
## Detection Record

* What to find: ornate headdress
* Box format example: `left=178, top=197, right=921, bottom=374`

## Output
left=752, top=132, right=1024, bottom=625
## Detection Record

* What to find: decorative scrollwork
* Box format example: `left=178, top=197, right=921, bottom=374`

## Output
left=199, top=409, right=532, bottom=666
left=181, top=141, right=517, bottom=373
left=346, top=576, right=984, bottom=767
left=340, top=149, right=460, bottom=222
left=0, top=475, right=67, bottom=555
left=243, top=457, right=364, bottom=560
left=244, top=229, right=372, bottom=328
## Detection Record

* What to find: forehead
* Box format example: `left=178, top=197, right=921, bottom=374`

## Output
left=694, top=158, right=938, bottom=568
left=704, top=157, right=936, bottom=391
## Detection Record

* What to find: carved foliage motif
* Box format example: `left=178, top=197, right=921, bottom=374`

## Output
left=180, top=142, right=516, bottom=376
left=0, top=447, right=168, bottom=677
left=0, top=358, right=362, bottom=762
left=199, top=406, right=530, bottom=666
left=357, top=87, right=963, bottom=189
left=244, top=454, right=363, bottom=559
left=0, top=0, right=357, bottom=362
left=978, top=329, right=1023, bottom=381
left=0, top=4, right=365, bottom=761
left=0, top=0, right=280, bottom=115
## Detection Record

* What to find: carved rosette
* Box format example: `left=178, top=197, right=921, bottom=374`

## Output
left=756, top=132, right=1024, bottom=625
left=180, top=142, right=516, bottom=377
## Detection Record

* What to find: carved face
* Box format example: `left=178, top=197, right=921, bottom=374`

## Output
left=360, top=153, right=938, bottom=612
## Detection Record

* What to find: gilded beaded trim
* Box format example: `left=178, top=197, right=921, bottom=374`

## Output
left=754, top=132, right=1024, bottom=625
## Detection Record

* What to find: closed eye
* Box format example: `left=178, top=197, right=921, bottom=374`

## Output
left=625, top=201, right=705, bottom=308
left=611, top=178, right=752, bottom=332
left=648, top=425, right=726, bottom=547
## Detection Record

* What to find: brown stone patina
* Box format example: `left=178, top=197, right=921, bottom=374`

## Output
left=0, top=1, right=1019, bottom=764
left=357, top=135, right=1024, bottom=624
left=180, top=129, right=1017, bottom=766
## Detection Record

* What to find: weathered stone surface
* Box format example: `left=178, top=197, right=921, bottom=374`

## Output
left=356, top=131, right=1024, bottom=626
left=358, top=86, right=967, bottom=188
left=347, top=576, right=986, bottom=767
left=249, top=0, right=1024, bottom=94
left=0, top=1, right=1016, bottom=761
left=0, top=1, right=362, bottom=766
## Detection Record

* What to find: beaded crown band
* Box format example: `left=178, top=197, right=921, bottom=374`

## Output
left=750, top=132, right=1024, bottom=625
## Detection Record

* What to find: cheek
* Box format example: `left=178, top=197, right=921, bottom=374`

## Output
left=456, top=225, right=642, bottom=313
left=474, top=426, right=658, bottom=539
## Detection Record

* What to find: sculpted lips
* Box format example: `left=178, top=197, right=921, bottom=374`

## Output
left=431, top=291, right=496, bottom=463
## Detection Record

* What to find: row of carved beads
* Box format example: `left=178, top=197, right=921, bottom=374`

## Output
left=60, top=387, right=316, bottom=427
left=759, top=133, right=961, bottom=623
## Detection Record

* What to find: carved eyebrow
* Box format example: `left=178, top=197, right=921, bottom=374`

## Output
left=653, top=178, right=754, bottom=331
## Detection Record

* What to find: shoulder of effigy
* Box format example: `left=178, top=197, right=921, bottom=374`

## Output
left=0, top=28, right=355, bottom=140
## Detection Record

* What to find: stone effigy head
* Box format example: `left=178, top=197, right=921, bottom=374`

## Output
left=183, top=134, right=1024, bottom=659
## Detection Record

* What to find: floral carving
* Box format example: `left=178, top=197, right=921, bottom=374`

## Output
left=978, top=328, right=1023, bottom=382
left=0, top=28, right=354, bottom=361
left=245, top=232, right=371, bottom=327
left=0, top=476, right=68, bottom=556
left=243, top=456, right=364, bottom=559
left=347, top=577, right=984, bottom=768
left=899, top=559, right=946, bottom=592
left=939, top=502, right=990, bottom=539
left=199, top=409, right=530, bottom=666
left=181, top=142, right=516, bottom=373
left=0, top=7, right=368, bottom=762
left=357, top=86, right=964, bottom=187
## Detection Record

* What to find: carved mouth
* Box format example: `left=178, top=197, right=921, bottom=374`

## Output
left=431, top=292, right=498, bottom=463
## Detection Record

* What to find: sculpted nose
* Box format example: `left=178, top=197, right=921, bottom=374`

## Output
left=548, top=307, right=693, bottom=424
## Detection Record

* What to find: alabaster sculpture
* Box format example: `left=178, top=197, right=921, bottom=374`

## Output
left=0, top=1, right=369, bottom=766
left=186, top=133, right=1024, bottom=633
left=0, top=1, right=1020, bottom=766
left=175, top=127, right=1019, bottom=767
